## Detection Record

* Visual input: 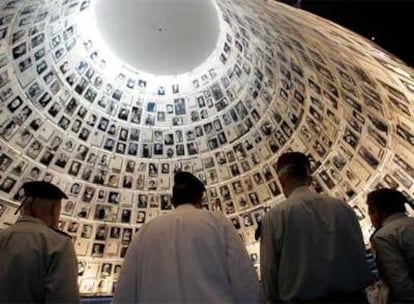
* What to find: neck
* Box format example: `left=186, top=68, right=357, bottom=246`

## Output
left=174, top=202, right=200, bottom=209
left=284, top=182, right=308, bottom=197
left=382, top=212, right=406, bottom=225
left=23, top=211, right=53, bottom=228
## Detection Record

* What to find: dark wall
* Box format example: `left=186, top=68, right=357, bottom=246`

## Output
left=280, top=0, right=414, bottom=67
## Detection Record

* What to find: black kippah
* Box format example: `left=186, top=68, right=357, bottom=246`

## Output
left=172, top=172, right=205, bottom=206
left=174, top=171, right=205, bottom=191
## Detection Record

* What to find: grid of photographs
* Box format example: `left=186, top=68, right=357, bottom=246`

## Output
left=0, top=0, right=414, bottom=296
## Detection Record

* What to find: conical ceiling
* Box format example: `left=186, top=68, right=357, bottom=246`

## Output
left=0, top=0, right=413, bottom=295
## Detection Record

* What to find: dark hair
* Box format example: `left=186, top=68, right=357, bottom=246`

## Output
left=367, top=188, right=407, bottom=214
left=172, top=172, right=205, bottom=207
left=276, top=152, right=311, bottom=181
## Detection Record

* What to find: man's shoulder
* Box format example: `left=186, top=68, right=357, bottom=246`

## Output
left=25, top=221, right=72, bottom=242
left=182, top=208, right=229, bottom=224
left=1, top=219, right=49, bottom=233
left=376, top=216, right=414, bottom=238
left=306, top=192, right=352, bottom=210
left=306, top=192, right=345, bottom=204
left=51, top=228, right=72, bottom=239
left=140, top=208, right=229, bottom=237
left=0, top=222, right=73, bottom=252
left=267, top=193, right=352, bottom=217
left=146, top=207, right=223, bottom=224
left=373, top=226, right=394, bottom=243
left=264, top=200, right=291, bottom=219
left=0, top=225, right=13, bottom=238
left=393, top=215, right=414, bottom=226
left=277, top=192, right=345, bottom=206
left=34, top=226, right=73, bottom=245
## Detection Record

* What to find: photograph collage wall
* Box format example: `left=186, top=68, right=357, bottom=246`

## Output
left=1, top=0, right=414, bottom=296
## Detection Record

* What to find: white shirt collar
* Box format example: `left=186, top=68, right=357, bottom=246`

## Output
left=175, top=204, right=197, bottom=210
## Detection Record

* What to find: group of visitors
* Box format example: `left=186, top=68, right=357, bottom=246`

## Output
left=0, top=152, right=412, bottom=303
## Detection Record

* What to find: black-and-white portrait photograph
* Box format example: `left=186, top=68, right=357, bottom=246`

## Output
left=121, top=228, right=132, bottom=245
left=0, top=153, right=13, bottom=172
left=0, top=177, right=16, bottom=193
left=91, top=243, right=105, bottom=258
left=81, top=224, right=93, bottom=239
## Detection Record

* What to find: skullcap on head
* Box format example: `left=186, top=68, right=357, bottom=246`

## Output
left=172, top=172, right=205, bottom=206
left=174, top=171, right=205, bottom=190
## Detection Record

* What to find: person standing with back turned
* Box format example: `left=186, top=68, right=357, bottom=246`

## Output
left=0, top=181, right=80, bottom=303
left=113, top=171, right=263, bottom=303
left=366, top=188, right=414, bottom=302
left=260, top=152, right=371, bottom=303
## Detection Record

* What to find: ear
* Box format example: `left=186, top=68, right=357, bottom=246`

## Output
left=379, top=210, right=390, bottom=223
left=278, top=174, right=287, bottom=189
left=51, top=201, right=61, bottom=218
left=49, top=201, right=62, bottom=229
left=52, top=202, right=58, bottom=215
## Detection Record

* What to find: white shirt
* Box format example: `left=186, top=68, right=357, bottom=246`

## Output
left=260, top=186, right=371, bottom=302
left=113, top=204, right=264, bottom=303
left=372, top=213, right=414, bottom=302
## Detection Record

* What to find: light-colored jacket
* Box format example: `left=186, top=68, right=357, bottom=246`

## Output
left=113, top=204, right=264, bottom=303
left=372, top=213, right=414, bottom=302
left=0, top=216, right=80, bottom=303
left=260, top=186, right=371, bottom=302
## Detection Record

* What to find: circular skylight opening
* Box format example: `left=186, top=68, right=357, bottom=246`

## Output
left=95, top=0, right=220, bottom=75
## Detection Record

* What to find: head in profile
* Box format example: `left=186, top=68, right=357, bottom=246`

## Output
left=276, top=152, right=312, bottom=197
left=17, top=181, right=68, bottom=229
left=366, top=188, right=408, bottom=230
left=172, top=171, right=206, bottom=208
